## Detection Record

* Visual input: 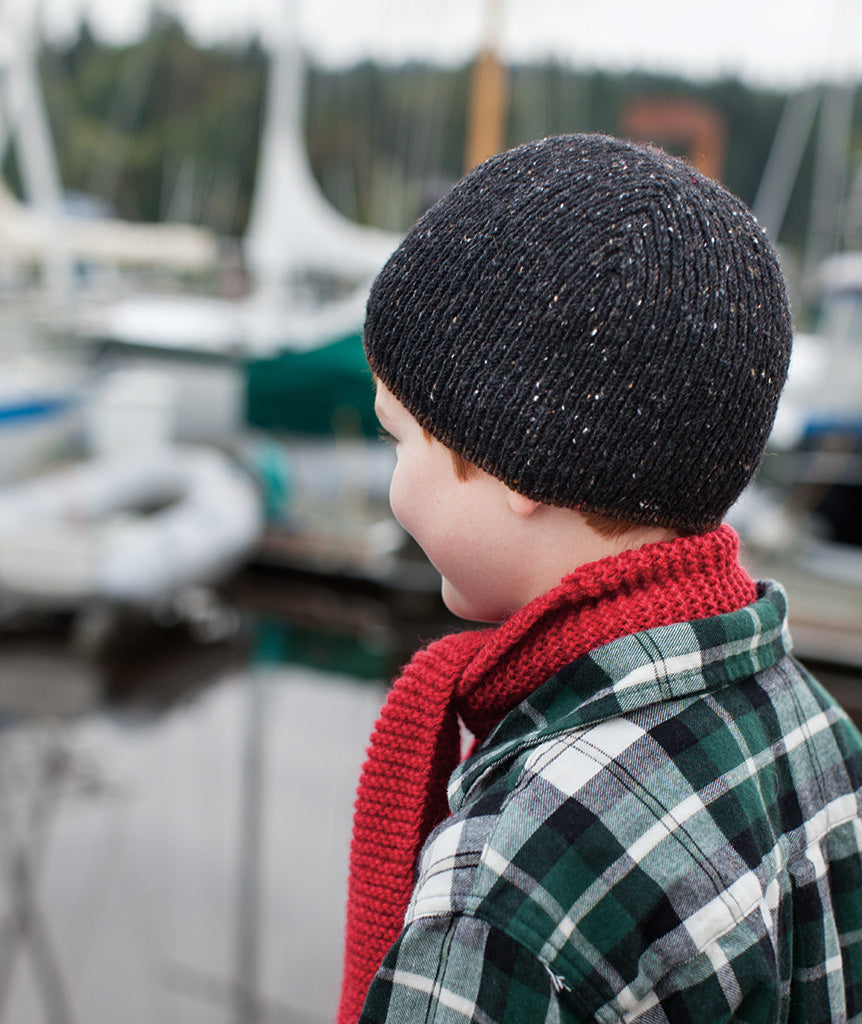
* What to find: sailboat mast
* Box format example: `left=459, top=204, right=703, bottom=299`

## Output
left=243, top=0, right=399, bottom=305
left=0, top=1, right=72, bottom=299
left=464, top=0, right=507, bottom=172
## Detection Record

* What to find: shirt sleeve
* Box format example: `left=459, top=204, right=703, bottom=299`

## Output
left=358, top=914, right=582, bottom=1024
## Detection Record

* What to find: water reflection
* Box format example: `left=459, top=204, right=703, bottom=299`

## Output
left=0, top=571, right=456, bottom=1024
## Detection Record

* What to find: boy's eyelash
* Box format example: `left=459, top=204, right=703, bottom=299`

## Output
left=377, top=427, right=397, bottom=446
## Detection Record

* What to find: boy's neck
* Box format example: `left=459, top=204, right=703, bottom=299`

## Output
left=487, top=498, right=680, bottom=623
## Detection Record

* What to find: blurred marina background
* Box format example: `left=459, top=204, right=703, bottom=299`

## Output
left=0, top=0, right=861, bottom=1020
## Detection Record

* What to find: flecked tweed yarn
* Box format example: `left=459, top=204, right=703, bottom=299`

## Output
left=338, top=526, right=757, bottom=1024
left=364, top=133, right=793, bottom=532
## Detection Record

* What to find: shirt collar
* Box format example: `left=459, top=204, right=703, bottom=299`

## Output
left=449, top=581, right=791, bottom=812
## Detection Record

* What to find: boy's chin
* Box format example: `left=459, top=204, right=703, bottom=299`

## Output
left=440, top=579, right=505, bottom=624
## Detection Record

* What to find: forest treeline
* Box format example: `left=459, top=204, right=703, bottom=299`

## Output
left=14, top=12, right=859, bottom=257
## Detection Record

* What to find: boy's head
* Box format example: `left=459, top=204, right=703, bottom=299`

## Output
left=364, top=133, right=792, bottom=536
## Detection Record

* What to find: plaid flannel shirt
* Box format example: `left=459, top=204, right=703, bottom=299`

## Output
left=360, top=582, right=862, bottom=1023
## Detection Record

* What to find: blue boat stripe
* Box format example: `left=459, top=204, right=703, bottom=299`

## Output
left=0, top=398, right=75, bottom=425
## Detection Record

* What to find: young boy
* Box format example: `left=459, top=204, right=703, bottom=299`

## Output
left=338, top=134, right=862, bottom=1024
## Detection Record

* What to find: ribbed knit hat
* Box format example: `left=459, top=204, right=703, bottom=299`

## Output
left=364, top=133, right=793, bottom=532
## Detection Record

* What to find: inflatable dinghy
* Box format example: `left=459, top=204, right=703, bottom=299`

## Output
left=0, top=447, right=262, bottom=606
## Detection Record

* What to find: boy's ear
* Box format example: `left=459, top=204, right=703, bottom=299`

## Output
left=507, top=489, right=542, bottom=517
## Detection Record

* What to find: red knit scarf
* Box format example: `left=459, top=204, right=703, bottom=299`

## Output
left=338, top=526, right=755, bottom=1023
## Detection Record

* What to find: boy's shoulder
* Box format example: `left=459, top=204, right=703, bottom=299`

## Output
left=403, top=601, right=862, bottom=1020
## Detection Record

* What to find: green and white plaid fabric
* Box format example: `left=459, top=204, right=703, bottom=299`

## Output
left=360, top=583, right=862, bottom=1023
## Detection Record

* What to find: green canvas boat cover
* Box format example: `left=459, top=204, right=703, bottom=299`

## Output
left=245, top=332, right=377, bottom=437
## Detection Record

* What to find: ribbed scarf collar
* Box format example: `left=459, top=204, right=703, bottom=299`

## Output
left=338, top=525, right=756, bottom=1023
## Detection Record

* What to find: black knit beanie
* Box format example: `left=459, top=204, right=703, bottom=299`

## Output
left=364, top=133, right=792, bottom=532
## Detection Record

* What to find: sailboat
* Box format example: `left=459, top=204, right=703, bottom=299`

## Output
left=727, top=83, right=862, bottom=585
left=83, top=0, right=402, bottom=445
left=0, top=8, right=267, bottom=613
left=754, top=252, right=862, bottom=562
left=0, top=0, right=222, bottom=479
